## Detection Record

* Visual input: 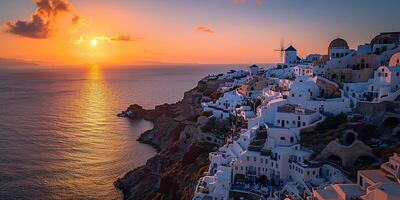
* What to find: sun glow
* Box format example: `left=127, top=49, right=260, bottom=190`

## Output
left=90, top=39, right=98, bottom=47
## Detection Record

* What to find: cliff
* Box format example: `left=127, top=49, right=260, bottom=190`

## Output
left=115, top=78, right=225, bottom=200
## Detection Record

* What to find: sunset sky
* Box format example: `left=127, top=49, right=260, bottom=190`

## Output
left=1, top=0, right=400, bottom=66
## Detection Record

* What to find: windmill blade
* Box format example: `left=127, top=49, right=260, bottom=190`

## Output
left=280, top=37, right=285, bottom=62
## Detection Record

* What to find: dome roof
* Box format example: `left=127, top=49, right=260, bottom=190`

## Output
left=329, top=38, right=349, bottom=49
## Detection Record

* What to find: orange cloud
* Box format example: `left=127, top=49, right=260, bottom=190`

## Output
left=73, top=34, right=134, bottom=45
left=196, top=26, right=214, bottom=34
left=110, top=35, right=134, bottom=41
left=4, top=0, right=79, bottom=39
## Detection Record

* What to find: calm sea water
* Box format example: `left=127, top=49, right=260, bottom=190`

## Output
left=0, top=65, right=236, bottom=200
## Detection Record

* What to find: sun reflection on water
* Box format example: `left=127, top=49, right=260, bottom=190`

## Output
left=87, top=65, right=103, bottom=80
left=51, top=65, right=126, bottom=198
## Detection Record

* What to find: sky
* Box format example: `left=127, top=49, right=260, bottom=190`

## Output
left=0, top=0, right=400, bottom=66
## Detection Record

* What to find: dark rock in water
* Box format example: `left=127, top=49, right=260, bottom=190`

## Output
left=125, top=104, right=146, bottom=118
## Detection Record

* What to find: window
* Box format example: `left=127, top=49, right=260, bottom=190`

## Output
left=260, top=158, right=263, bottom=163
left=280, top=137, right=285, bottom=141
left=290, top=137, right=294, bottom=143
left=303, top=122, right=306, bottom=126
left=247, top=156, right=250, bottom=161
left=254, top=157, right=256, bottom=162
left=278, top=120, right=280, bottom=123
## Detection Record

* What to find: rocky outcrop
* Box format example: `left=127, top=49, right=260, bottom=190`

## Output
left=316, top=130, right=375, bottom=168
left=115, top=78, right=225, bottom=200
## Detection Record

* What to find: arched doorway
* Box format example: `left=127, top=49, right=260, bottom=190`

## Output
left=331, top=74, right=338, bottom=81
left=344, top=131, right=356, bottom=145
left=259, top=175, right=269, bottom=185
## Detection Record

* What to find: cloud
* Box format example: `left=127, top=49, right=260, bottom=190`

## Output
left=110, top=35, right=133, bottom=41
left=73, top=34, right=134, bottom=45
left=231, top=0, right=263, bottom=5
left=196, top=26, right=214, bottom=34
left=4, top=0, right=78, bottom=39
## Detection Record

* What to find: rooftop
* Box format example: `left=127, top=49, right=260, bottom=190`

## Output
left=314, top=184, right=364, bottom=200
left=285, top=45, right=297, bottom=52
left=358, top=169, right=396, bottom=184
left=329, top=38, right=349, bottom=49
left=277, top=104, right=316, bottom=115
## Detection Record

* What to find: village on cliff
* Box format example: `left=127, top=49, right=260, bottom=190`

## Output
left=192, top=32, right=400, bottom=200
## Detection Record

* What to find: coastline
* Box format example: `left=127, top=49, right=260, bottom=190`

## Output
left=115, top=77, right=225, bottom=199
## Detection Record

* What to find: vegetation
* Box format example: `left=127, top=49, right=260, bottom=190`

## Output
left=200, top=117, right=231, bottom=136
left=201, top=111, right=213, bottom=117
left=209, top=91, right=223, bottom=100
left=315, top=113, right=348, bottom=131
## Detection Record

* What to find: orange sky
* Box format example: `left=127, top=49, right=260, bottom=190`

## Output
left=1, top=0, right=399, bottom=67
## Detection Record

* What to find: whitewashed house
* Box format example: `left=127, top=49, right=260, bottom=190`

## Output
left=202, top=90, right=245, bottom=119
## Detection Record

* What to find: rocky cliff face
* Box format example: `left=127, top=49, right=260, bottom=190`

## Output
left=115, top=78, right=224, bottom=200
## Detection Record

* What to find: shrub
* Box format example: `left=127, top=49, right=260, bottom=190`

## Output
left=315, top=113, right=348, bottom=131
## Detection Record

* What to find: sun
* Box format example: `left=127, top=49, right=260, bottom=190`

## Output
left=90, top=39, right=98, bottom=47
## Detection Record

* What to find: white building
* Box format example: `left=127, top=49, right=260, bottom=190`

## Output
left=328, top=38, right=352, bottom=60
left=194, top=166, right=231, bottom=200
left=202, top=90, right=245, bottom=119
left=249, top=65, right=260, bottom=76
left=288, top=76, right=320, bottom=101
left=274, top=104, right=321, bottom=128
left=344, top=64, right=400, bottom=103
left=305, top=54, right=321, bottom=63
left=285, top=45, right=300, bottom=66
left=290, top=65, right=314, bottom=77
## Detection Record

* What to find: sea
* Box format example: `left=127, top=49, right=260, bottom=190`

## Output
left=0, top=65, right=247, bottom=200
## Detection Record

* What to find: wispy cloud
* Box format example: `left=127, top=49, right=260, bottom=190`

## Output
left=73, top=34, right=134, bottom=45
left=4, top=0, right=79, bottom=39
left=231, top=0, right=263, bottom=6
left=196, top=26, right=214, bottom=34
left=110, top=35, right=133, bottom=41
